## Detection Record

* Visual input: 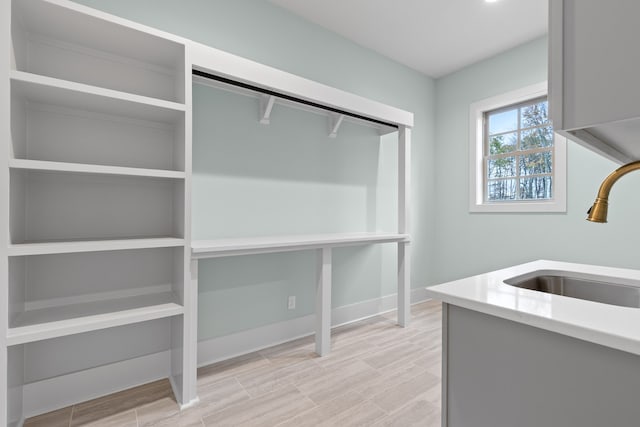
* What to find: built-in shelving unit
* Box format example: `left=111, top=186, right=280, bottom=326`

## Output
left=2, top=0, right=413, bottom=425
left=4, top=0, right=193, bottom=425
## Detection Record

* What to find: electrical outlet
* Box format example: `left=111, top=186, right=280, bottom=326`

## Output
left=288, top=296, right=296, bottom=310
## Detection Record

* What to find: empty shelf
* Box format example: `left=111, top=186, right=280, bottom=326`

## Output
left=191, top=232, right=410, bottom=258
left=10, top=159, right=186, bottom=179
left=9, top=237, right=185, bottom=256
left=16, top=0, right=185, bottom=71
left=11, top=71, right=185, bottom=123
left=7, top=291, right=183, bottom=346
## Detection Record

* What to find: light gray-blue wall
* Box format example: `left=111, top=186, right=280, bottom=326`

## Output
left=68, top=1, right=640, bottom=340
left=434, top=36, right=640, bottom=284
left=71, top=0, right=436, bottom=339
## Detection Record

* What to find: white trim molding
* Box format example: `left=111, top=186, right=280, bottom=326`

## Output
left=469, top=81, right=567, bottom=213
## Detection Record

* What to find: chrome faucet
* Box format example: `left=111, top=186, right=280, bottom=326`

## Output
left=587, top=160, right=640, bottom=222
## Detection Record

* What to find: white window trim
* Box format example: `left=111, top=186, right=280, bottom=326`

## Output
left=469, top=81, right=567, bottom=213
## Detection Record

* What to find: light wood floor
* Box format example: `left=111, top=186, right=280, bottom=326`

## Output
left=24, top=300, right=442, bottom=427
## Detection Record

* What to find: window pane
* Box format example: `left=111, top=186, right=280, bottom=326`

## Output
left=488, top=156, right=516, bottom=179
left=489, top=133, right=517, bottom=155
left=488, top=109, right=517, bottom=135
left=520, top=101, right=549, bottom=128
left=521, top=126, right=553, bottom=150
left=487, top=179, right=517, bottom=201
left=519, top=151, right=552, bottom=176
left=520, top=176, right=553, bottom=200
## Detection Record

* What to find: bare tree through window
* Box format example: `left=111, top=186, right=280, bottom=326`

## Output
left=484, top=97, right=553, bottom=202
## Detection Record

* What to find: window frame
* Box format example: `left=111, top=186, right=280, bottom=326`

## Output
left=469, top=82, right=567, bottom=213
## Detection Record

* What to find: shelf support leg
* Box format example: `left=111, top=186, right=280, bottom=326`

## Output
left=315, top=247, right=332, bottom=356
left=398, top=242, right=411, bottom=327
left=398, top=126, right=411, bottom=327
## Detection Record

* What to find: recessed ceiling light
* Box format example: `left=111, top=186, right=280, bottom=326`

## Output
left=485, top=0, right=499, bottom=3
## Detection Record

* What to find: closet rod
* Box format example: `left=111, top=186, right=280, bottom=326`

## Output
left=192, top=69, right=399, bottom=130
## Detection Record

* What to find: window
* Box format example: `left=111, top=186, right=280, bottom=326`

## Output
left=469, top=82, right=566, bottom=212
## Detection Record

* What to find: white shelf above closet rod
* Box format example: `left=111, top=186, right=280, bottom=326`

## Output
left=192, top=68, right=401, bottom=136
left=190, top=44, right=413, bottom=128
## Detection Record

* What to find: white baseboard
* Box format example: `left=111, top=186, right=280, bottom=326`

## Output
left=198, top=288, right=431, bottom=367
left=21, top=289, right=431, bottom=419
left=22, top=350, right=172, bottom=418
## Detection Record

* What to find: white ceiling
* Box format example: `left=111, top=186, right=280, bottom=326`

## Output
left=269, top=0, right=548, bottom=78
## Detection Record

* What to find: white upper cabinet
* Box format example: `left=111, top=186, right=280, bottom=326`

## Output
left=549, top=0, right=640, bottom=163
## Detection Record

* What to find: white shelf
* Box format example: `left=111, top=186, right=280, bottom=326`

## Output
left=8, top=237, right=185, bottom=256
left=10, top=159, right=186, bottom=179
left=7, top=291, right=183, bottom=346
left=15, top=0, right=186, bottom=70
left=191, top=232, right=410, bottom=259
left=191, top=43, right=414, bottom=128
left=11, top=71, right=185, bottom=123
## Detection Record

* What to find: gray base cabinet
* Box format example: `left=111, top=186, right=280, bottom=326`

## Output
left=443, top=304, right=640, bottom=427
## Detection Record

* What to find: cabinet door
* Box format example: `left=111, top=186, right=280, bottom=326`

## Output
left=559, top=0, right=640, bottom=130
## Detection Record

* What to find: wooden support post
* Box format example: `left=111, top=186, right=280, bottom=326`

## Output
left=398, top=126, right=411, bottom=327
left=315, top=247, right=332, bottom=356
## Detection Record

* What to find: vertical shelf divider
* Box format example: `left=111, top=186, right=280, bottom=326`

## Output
left=178, top=46, right=197, bottom=406
left=1, top=0, right=11, bottom=424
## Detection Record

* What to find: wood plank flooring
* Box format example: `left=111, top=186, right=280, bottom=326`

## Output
left=24, top=300, right=442, bottom=427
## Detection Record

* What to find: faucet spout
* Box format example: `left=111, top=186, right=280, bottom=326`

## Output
left=587, top=160, right=640, bottom=222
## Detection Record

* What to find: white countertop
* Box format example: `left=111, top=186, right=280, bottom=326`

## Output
left=426, top=260, right=640, bottom=356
